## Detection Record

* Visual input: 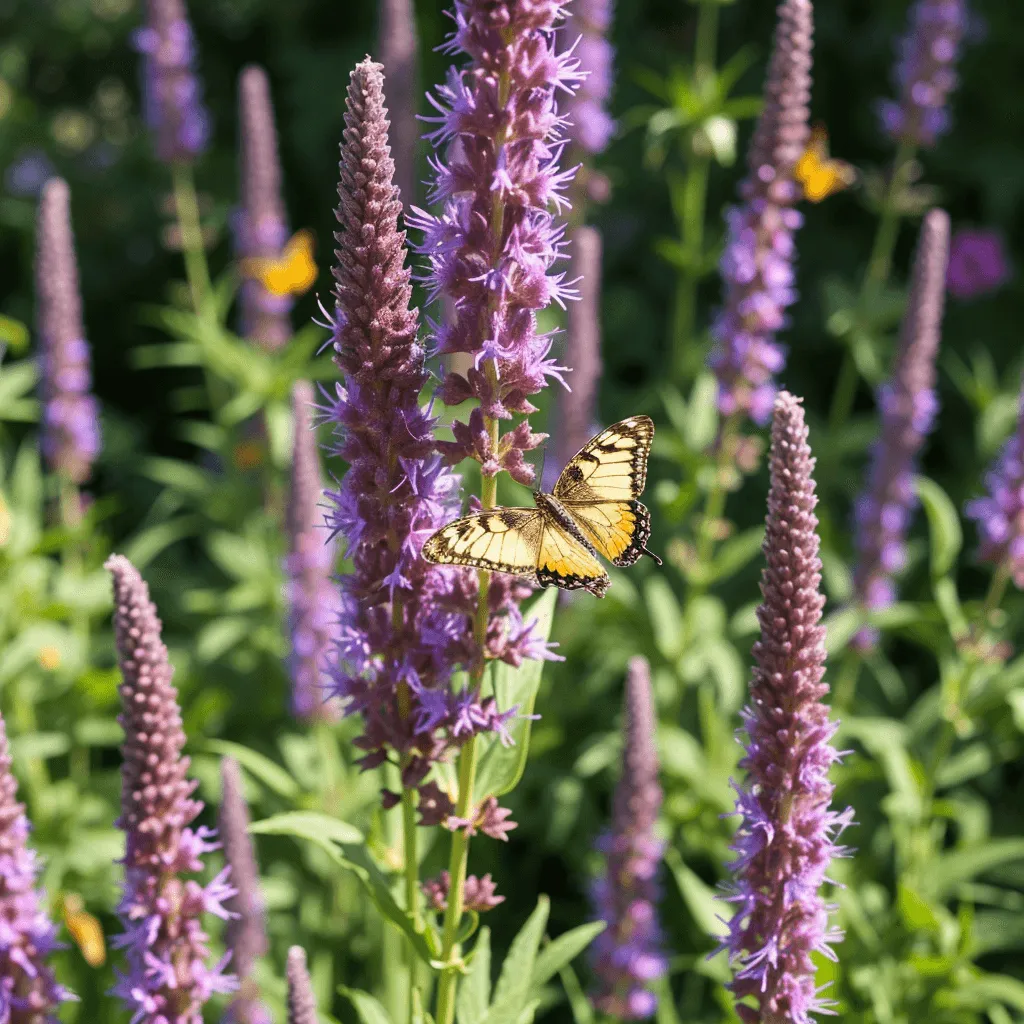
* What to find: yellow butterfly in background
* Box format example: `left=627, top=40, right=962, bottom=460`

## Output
left=240, top=229, right=318, bottom=297
left=61, top=893, right=106, bottom=967
left=423, top=416, right=662, bottom=598
left=795, top=125, right=857, bottom=203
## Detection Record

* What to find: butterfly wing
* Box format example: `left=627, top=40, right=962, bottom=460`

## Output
left=552, top=416, right=659, bottom=567
left=242, top=230, right=318, bottom=296
left=796, top=126, right=856, bottom=203
left=535, top=519, right=610, bottom=597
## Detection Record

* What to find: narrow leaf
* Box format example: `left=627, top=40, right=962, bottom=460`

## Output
left=531, top=921, right=606, bottom=989
left=457, top=927, right=491, bottom=1024
left=485, top=897, right=550, bottom=1024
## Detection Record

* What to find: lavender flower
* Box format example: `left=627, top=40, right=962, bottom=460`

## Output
left=708, top=0, right=813, bottom=427
left=411, top=0, right=581, bottom=473
left=325, top=60, right=532, bottom=806
left=237, top=65, right=292, bottom=352
left=35, top=177, right=100, bottom=486
left=946, top=227, right=1011, bottom=299
left=722, top=392, right=852, bottom=1024
left=134, top=0, right=210, bottom=165
left=852, top=210, right=949, bottom=644
left=877, top=0, right=968, bottom=149
left=220, top=758, right=270, bottom=1024
left=107, top=554, right=237, bottom=1022
left=966, top=386, right=1024, bottom=587
left=379, top=0, right=420, bottom=208
left=285, top=947, right=318, bottom=1024
left=0, top=711, right=73, bottom=1024
left=563, top=0, right=616, bottom=156
left=590, top=656, right=666, bottom=1021
left=287, top=382, right=341, bottom=722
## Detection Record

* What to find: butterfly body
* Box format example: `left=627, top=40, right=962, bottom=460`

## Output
left=422, top=416, right=661, bottom=597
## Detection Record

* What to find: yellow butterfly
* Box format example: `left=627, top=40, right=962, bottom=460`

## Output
left=240, top=229, right=318, bottom=297
left=795, top=125, right=857, bottom=203
left=423, top=416, right=662, bottom=598
left=61, top=893, right=106, bottom=967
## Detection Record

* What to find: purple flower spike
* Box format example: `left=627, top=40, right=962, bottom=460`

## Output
left=220, top=758, right=271, bottom=1024
left=563, top=0, right=616, bottom=156
left=35, top=178, right=100, bottom=486
left=287, top=382, right=341, bottom=723
left=967, top=385, right=1024, bottom=588
left=285, top=947, right=318, bottom=1024
left=947, top=227, right=1011, bottom=299
left=237, top=66, right=292, bottom=352
left=379, top=0, right=420, bottom=208
left=590, top=656, right=667, bottom=1021
left=0, top=710, right=74, bottom=1024
left=877, top=0, right=968, bottom=149
left=722, top=392, right=853, bottom=1024
left=852, top=210, right=949, bottom=646
left=106, top=554, right=238, bottom=1023
left=708, top=0, right=813, bottom=427
left=134, top=0, right=211, bottom=165
left=411, top=0, right=581, bottom=467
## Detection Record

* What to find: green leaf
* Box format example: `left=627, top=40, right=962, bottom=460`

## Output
left=249, top=810, right=363, bottom=846
left=664, top=846, right=723, bottom=937
left=644, top=576, right=684, bottom=660
left=196, top=616, right=251, bottom=662
left=484, top=897, right=550, bottom=1024
left=204, top=740, right=301, bottom=800
left=942, top=973, right=1024, bottom=1012
left=897, top=882, right=940, bottom=932
left=457, top=927, right=491, bottom=1024
left=707, top=527, right=763, bottom=584
left=474, top=589, right=557, bottom=800
left=916, top=476, right=963, bottom=577
left=340, top=987, right=393, bottom=1024
left=121, top=515, right=201, bottom=569
left=530, top=921, right=606, bottom=989
left=930, top=839, right=1024, bottom=898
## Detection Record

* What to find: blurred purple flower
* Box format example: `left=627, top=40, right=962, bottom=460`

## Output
left=722, top=392, right=852, bottom=1024
left=946, top=227, right=1010, bottom=299
left=286, top=382, right=341, bottom=723
left=852, top=210, right=949, bottom=646
left=708, top=0, right=813, bottom=426
left=590, top=656, right=666, bottom=1021
left=5, top=149, right=55, bottom=198
left=236, top=65, right=292, bottom=352
left=285, top=947, right=318, bottom=1024
left=134, top=0, right=210, bottom=164
left=35, top=177, right=100, bottom=486
left=422, top=870, right=504, bottom=912
left=106, top=554, right=237, bottom=1022
left=877, top=0, right=968, bottom=149
left=379, top=0, right=420, bottom=208
left=563, top=0, right=616, bottom=156
left=0, top=711, right=74, bottom=1024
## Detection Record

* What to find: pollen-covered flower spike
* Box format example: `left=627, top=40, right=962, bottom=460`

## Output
left=379, top=0, right=420, bottom=208
left=220, top=757, right=271, bottom=1024
left=237, top=65, right=292, bottom=351
left=285, top=947, right=318, bottom=1024
left=286, top=381, right=341, bottom=722
left=590, top=655, right=667, bottom=1021
left=0, top=709, right=74, bottom=1023
left=133, top=0, right=210, bottom=164
left=35, top=177, right=100, bottom=487
left=722, top=392, right=853, bottom=1024
left=708, top=0, right=813, bottom=427
left=106, top=554, right=237, bottom=1022
left=877, top=0, right=969, bottom=149
left=852, top=209, right=949, bottom=647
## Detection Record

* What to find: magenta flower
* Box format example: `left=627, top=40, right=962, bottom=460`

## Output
left=877, top=0, right=968, bottom=149
left=106, top=554, right=237, bottom=1022
left=852, top=210, right=949, bottom=646
left=722, top=392, right=853, bottom=1024
left=708, top=0, right=813, bottom=426
left=0, top=711, right=73, bottom=1023
left=35, top=178, right=100, bottom=486
left=946, top=227, right=1010, bottom=299
left=590, top=656, right=666, bottom=1021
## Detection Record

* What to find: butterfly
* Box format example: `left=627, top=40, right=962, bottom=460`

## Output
left=61, top=893, right=106, bottom=967
left=239, top=229, right=318, bottom=297
left=794, top=125, right=857, bottom=203
left=422, top=416, right=662, bottom=598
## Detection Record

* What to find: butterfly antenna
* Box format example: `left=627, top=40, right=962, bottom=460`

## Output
left=642, top=547, right=663, bottom=567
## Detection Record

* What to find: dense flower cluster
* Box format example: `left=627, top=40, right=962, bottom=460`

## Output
left=134, top=0, right=210, bottom=165
left=0, top=712, right=72, bottom=1024
left=411, top=0, right=582, bottom=474
left=877, top=0, right=968, bottom=149
left=35, top=178, right=100, bottom=486
left=708, top=0, right=813, bottom=426
left=107, top=554, right=237, bottom=1022
left=286, top=381, right=341, bottom=722
left=946, top=227, right=1010, bottom=299
left=379, top=0, right=420, bottom=208
left=563, top=0, right=615, bottom=155
left=590, top=656, right=666, bottom=1021
left=236, top=65, right=292, bottom=351
left=285, top=947, right=318, bottom=1024
left=722, top=392, right=852, bottom=1024
left=852, top=210, right=949, bottom=644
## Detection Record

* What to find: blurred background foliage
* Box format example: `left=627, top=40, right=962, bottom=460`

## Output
left=3, top=0, right=1024, bottom=1021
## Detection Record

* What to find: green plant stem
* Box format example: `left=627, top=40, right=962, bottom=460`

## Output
left=689, top=414, right=737, bottom=601
left=833, top=649, right=862, bottom=712
left=828, top=142, right=916, bottom=431
left=171, top=162, right=211, bottom=315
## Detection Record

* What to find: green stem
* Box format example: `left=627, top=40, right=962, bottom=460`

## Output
left=693, top=0, right=719, bottom=81
left=690, top=414, right=737, bottom=600
left=401, top=774, right=421, bottom=1020
left=170, top=162, right=211, bottom=314
left=833, top=649, right=862, bottom=712
left=828, top=143, right=916, bottom=431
